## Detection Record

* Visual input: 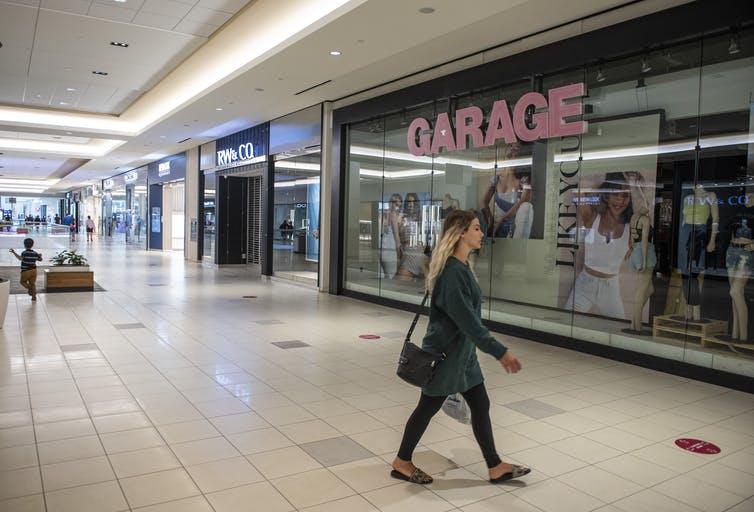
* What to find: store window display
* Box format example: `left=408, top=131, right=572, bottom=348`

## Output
left=342, top=27, right=754, bottom=377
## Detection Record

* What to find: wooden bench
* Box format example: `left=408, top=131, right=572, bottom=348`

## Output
left=44, top=268, right=94, bottom=290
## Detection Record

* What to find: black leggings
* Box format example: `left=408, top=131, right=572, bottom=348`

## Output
left=397, top=383, right=502, bottom=469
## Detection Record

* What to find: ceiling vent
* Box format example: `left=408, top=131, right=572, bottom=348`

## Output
left=177, top=137, right=192, bottom=144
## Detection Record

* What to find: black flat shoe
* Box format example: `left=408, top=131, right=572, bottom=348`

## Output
left=390, top=467, right=433, bottom=484
left=489, top=465, right=531, bottom=483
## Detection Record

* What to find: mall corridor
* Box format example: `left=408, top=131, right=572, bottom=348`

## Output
left=0, top=242, right=752, bottom=512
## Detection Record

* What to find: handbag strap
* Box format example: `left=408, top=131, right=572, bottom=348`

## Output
left=405, top=292, right=430, bottom=342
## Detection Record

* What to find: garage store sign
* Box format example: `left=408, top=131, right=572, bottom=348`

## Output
left=217, top=142, right=255, bottom=166
left=407, top=83, right=588, bottom=156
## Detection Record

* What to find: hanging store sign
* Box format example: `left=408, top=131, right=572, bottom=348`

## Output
left=216, top=142, right=256, bottom=166
left=124, top=171, right=138, bottom=183
left=158, top=162, right=171, bottom=177
left=103, top=179, right=114, bottom=190
left=407, top=83, right=588, bottom=156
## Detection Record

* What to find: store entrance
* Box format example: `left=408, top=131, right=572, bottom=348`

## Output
left=216, top=166, right=264, bottom=265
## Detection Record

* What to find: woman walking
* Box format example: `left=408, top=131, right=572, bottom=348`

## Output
left=392, top=209, right=530, bottom=484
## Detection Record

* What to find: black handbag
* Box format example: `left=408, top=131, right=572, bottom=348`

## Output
left=396, top=292, right=446, bottom=387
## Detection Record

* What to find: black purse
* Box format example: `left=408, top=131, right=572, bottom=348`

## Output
left=396, top=292, right=446, bottom=387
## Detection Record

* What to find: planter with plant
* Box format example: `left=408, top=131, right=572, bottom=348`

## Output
left=50, top=250, right=89, bottom=268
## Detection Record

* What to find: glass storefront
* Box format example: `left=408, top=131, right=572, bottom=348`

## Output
left=102, top=169, right=147, bottom=247
left=202, top=172, right=216, bottom=262
left=273, top=150, right=321, bottom=284
left=342, top=27, right=754, bottom=378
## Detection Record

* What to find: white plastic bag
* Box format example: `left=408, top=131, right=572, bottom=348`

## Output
left=441, top=393, right=471, bottom=424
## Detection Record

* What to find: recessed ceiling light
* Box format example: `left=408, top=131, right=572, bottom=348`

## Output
left=113, top=0, right=126, bottom=3
left=65, top=132, right=72, bottom=135
left=110, top=41, right=129, bottom=48
left=215, top=107, right=223, bottom=111
left=159, top=135, right=166, bottom=138
left=92, top=70, right=108, bottom=75
left=255, top=88, right=264, bottom=92
left=329, top=50, right=342, bottom=56
left=65, top=87, right=77, bottom=92
left=59, top=102, right=69, bottom=105
left=418, top=7, right=435, bottom=14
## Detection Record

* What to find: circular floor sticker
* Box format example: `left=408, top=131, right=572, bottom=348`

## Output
left=359, top=334, right=381, bottom=340
left=675, top=438, right=721, bottom=454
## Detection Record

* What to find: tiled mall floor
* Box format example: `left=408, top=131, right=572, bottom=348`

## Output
left=1, top=238, right=753, bottom=512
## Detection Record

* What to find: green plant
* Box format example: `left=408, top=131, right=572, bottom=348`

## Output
left=51, top=250, right=88, bottom=266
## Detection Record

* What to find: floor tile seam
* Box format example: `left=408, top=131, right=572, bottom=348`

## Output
left=12, top=297, right=51, bottom=512
left=646, top=471, right=739, bottom=510
left=265, top=464, right=362, bottom=510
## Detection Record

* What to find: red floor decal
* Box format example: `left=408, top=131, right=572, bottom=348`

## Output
left=675, top=438, right=721, bottom=454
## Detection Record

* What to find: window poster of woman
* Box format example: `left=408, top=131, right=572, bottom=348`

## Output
left=555, top=113, right=660, bottom=323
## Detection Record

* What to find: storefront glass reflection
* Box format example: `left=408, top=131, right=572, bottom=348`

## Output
left=273, top=150, right=321, bottom=284
left=342, top=28, right=754, bottom=376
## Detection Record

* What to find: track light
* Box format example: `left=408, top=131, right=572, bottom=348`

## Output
left=596, top=67, right=606, bottom=83
left=640, top=56, right=652, bottom=74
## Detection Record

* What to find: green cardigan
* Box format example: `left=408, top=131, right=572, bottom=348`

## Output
left=421, top=256, right=508, bottom=396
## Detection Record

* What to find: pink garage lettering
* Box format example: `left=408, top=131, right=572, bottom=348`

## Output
left=406, top=82, right=587, bottom=156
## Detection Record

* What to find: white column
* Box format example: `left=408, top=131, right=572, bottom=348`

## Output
left=319, top=102, right=333, bottom=293
left=185, top=146, right=200, bottom=261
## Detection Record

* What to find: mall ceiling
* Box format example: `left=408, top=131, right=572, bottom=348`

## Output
left=0, top=0, right=690, bottom=195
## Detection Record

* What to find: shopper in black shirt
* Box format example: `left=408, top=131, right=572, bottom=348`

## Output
left=10, top=238, right=42, bottom=301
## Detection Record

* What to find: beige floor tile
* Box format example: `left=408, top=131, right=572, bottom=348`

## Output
left=278, top=419, right=341, bottom=444
left=92, top=412, right=152, bottom=434
left=206, top=482, right=294, bottom=512
left=45, top=480, right=128, bottom=512
left=193, top=398, right=250, bottom=418
left=631, top=443, right=711, bottom=472
left=272, top=468, right=355, bottom=509
left=0, top=410, right=32, bottom=429
left=0, top=425, right=35, bottom=449
left=718, top=450, right=754, bottom=475
left=324, top=412, right=387, bottom=435
left=511, top=478, right=604, bottom=512
left=227, top=427, right=293, bottom=455
left=0, top=493, right=46, bottom=512
left=41, top=456, right=115, bottom=492
left=302, top=398, right=361, bottom=418
left=0, top=444, right=38, bottom=470
left=0, top=466, right=42, bottom=500
left=350, top=427, right=404, bottom=456
left=582, top=426, right=654, bottom=452
left=596, top=454, right=677, bottom=487
left=120, top=469, right=200, bottom=509
left=156, top=419, right=219, bottom=444
left=460, top=492, right=544, bottom=512
left=507, top=444, right=588, bottom=477
left=557, top=465, right=643, bottom=502
left=32, top=405, right=89, bottom=424
left=100, top=427, right=164, bottom=454
left=38, top=435, right=104, bottom=465
left=170, top=436, right=240, bottom=466
left=186, top=456, right=264, bottom=493
left=209, top=412, right=269, bottom=435
left=362, top=482, right=455, bottom=512
left=612, top=489, right=706, bottom=512
left=427, top=466, right=505, bottom=507
left=425, top=436, right=488, bottom=467
left=257, top=405, right=316, bottom=426
left=34, top=418, right=96, bottom=443
left=726, top=497, right=754, bottom=512
left=507, top=420, right=573, bottom=444
left=329, top=456, right=397, bottom=493
left=300, top=494, right=378, bottom=512
left=108, top=446, right=181, bottom=478
left=133, top=496, right=214, bottom=512
left=246, top=445, right=322, bottom=479
left=549, top=436, right=622, bottom=464
left=686, top=462, right=754, bottom=497
left=653, top=474, right=744, bottom=512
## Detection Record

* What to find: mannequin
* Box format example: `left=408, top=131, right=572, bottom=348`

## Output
left=720, top=216, right=754, bottom=342
left=623, top=206, right=656, bottom=335
left=677, top=184, right=718, bottom=321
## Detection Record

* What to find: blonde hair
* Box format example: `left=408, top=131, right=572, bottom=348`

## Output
left=425, top=210, right=478, bottom=292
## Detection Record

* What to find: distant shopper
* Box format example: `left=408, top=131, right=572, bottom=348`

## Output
left=54, top=214, right=61, bottom=225
left=391, top=210, right=530, bottom=485
left=10, top=238, right=42, bottom=302
left=279, top=217, right=294, bottom=240
left=85, top=216, right=95, bottom=242
left=69, top=220, right=77, bottom=242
